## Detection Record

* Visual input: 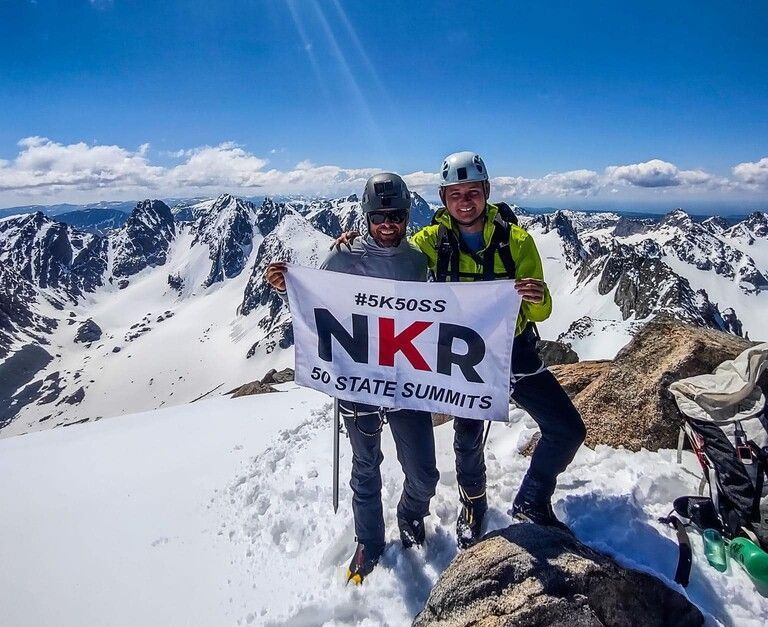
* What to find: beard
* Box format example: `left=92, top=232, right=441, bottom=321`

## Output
left=371, top=230, right=405, bottom=248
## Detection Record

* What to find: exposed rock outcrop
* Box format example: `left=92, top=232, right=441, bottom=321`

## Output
left=537, top=339, right=579, bottom=366
left=555, top=318, right=753, bottom=450
left=550, top=360, right=611, bottom=398
left=0, top=212, right=108, bottom=300
left=74, top=319, right=102, bottom=344
left=111, top=200, right=176, bottom=278
left=414, top=523, right=703, bottom=627
left=192, top=194, right=256, bottom=287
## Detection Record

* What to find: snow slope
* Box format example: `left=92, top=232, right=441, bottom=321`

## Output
left=2, top=386, right=766, bottom=627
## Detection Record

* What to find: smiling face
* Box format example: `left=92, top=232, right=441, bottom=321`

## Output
left=441, top=181, right=488, bottom=232
left=367, top=209, right=408, bottom=247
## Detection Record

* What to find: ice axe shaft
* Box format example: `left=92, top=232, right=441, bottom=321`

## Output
left=333, top=398, right=340, bottom=513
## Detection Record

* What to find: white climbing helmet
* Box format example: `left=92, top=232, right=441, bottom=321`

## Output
left=439, top=151, right=489, bottom=187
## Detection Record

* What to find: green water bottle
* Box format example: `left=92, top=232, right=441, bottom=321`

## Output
left=728, top=537, right=768, bottom=583
left=703, top=529, right=728, bottom=572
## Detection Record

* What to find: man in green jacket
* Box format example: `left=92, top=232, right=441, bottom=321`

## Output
left=334, top=152, right=585, bottom=545
left=414, top=151, right=585, bottom=546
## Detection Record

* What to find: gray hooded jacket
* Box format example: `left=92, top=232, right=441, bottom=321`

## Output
left=277, top=235, right=428, bottom=302
left=320, top=234, right=428, bottom=281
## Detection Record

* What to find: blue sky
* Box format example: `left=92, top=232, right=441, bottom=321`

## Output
left=1, top=0, right=766, bottom=210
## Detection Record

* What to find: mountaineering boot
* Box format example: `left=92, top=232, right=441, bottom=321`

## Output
left=398, top=515, right=425, bottom=549
left=511, top=494, right=571, bottom=533
left=346, top=542, right=384, bottom=585
left=456, top=488, right=487, bottom=549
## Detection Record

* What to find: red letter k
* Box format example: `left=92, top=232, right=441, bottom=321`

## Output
left=378, top=318, right=432, bottom=371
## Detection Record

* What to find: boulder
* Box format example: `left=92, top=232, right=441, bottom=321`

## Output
left=227, top=381, right=278, bottom=398
left=59, top=387, right=85, bottom=406
left=260, top=367, right=294, bottom=384
left=413, top=523, right=703, bottom=627
left=557, top=318, right=752, bottom=451
left=550, top=360, right=610, bottom=398
left=74, top=319, right=102, bottom=344
left=537, top=339, right=579, bottom=366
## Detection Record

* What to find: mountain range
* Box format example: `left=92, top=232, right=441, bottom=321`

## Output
left=0, top=193, right=766, bottom=437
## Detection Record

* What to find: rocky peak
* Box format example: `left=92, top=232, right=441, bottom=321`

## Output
left=111, top=200, right=176, bottom=278
left=660, top=208, right=694, bottom=229
left=408, top=192, right=435, bottom=233
left=0, top=211, right=108, bottom=300
left=652, top=212, right=768, bottom=292
left=530, top=211, right=587, bottom=269
left=613, top=216, right=653, bottom=237
left=701, top=215, right=729, bottom=235
left=743, top=211, right=768, bottom=237
left=255, top=197, right=298, bottom=237
left=595, top=243, right=736, bottom=329
left=0, top=265, right=58, bottom=358
left=192, top=194, right=256, bottom=287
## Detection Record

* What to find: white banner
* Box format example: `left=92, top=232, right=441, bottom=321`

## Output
left=284, top=265, right=520, bottom=421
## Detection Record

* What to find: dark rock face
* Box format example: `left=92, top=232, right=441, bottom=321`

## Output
left=255, top=198, right=296, bottom=237
left=192, top=194, right=256, bottom=287
left=562, top=319, right=752, bottom=451
left=226, top=381, right=278, bottom=397
left=0, top=212, right=109, bottom=300
left=595, top=243, right=734, bottom=330
left=613, top=216, right=653, bottom=237
left=743, top=211, right=768, bottom=237
left=0, top=344, right=54, bottom=429
left=529, top=211, right=587, bottom=269
left=656, top=209, right=768, bottom=292
left=111, top=200, right=176, bottom=277
left=304, top=197, right=366, bottom=237
left=408, top=192, right=436, bottom=233
left=414, top=523, right=703, bottom=627
left=260, top=367, right=295, bottom=384
left=701, top=216, right=729, bottom=235
left=74, top=319, right=102, bottom=344
left=167, top=273, right=184, bottom=292
left=537, top=339, right=579, bottom=366
left=0, top=266, right=58, bottom=358
left=722, top=307, right=744, bottom=337
left=61, top=386, right=85, bottom=405
left=307, top=207, right=343, bottom=238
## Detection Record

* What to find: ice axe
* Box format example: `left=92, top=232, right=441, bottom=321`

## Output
left=333, top=398, right=340, bottom=513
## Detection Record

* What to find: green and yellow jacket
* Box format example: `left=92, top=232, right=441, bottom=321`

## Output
left=409, top=203, right=552, bottom=336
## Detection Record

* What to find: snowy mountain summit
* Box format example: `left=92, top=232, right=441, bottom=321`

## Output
left=0, top=198, right=766, bottom=436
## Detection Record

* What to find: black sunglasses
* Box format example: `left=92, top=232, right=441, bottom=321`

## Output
left=368, top=209, right=408, bottom=225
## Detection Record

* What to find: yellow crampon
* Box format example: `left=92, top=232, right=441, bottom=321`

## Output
left=346, top=569, right=364, bottom=586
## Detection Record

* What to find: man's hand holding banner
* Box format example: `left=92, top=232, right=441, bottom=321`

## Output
left=285, top=265, right=521, bottom=421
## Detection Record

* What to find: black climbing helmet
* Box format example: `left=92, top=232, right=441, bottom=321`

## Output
left=361, top=173, right=412, bottom=214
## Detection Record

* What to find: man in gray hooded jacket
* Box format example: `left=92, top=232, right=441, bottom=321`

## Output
left=264, top=173, right=439, bottom=585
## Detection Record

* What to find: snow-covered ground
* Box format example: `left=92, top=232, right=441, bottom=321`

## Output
left=2, top=384, right=766, bottom=627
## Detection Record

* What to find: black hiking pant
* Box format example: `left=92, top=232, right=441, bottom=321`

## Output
left=454, top=338, right=585, bottom=503
left=341, top=403, right=439, bottom=550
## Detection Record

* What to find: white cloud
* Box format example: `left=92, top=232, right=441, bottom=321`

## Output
left=402, top=171, right=442, bottom=190
left=0, top=137, right=162, bottom=192
left=733, top=157, right=768, bottom=187
left=0, top=137, right=764, bottom=206
left=168, top=143, right=269, bottom=188
left=606, top=159, right=682, bottom=188
left=492, top=170, right=601, bottom=199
